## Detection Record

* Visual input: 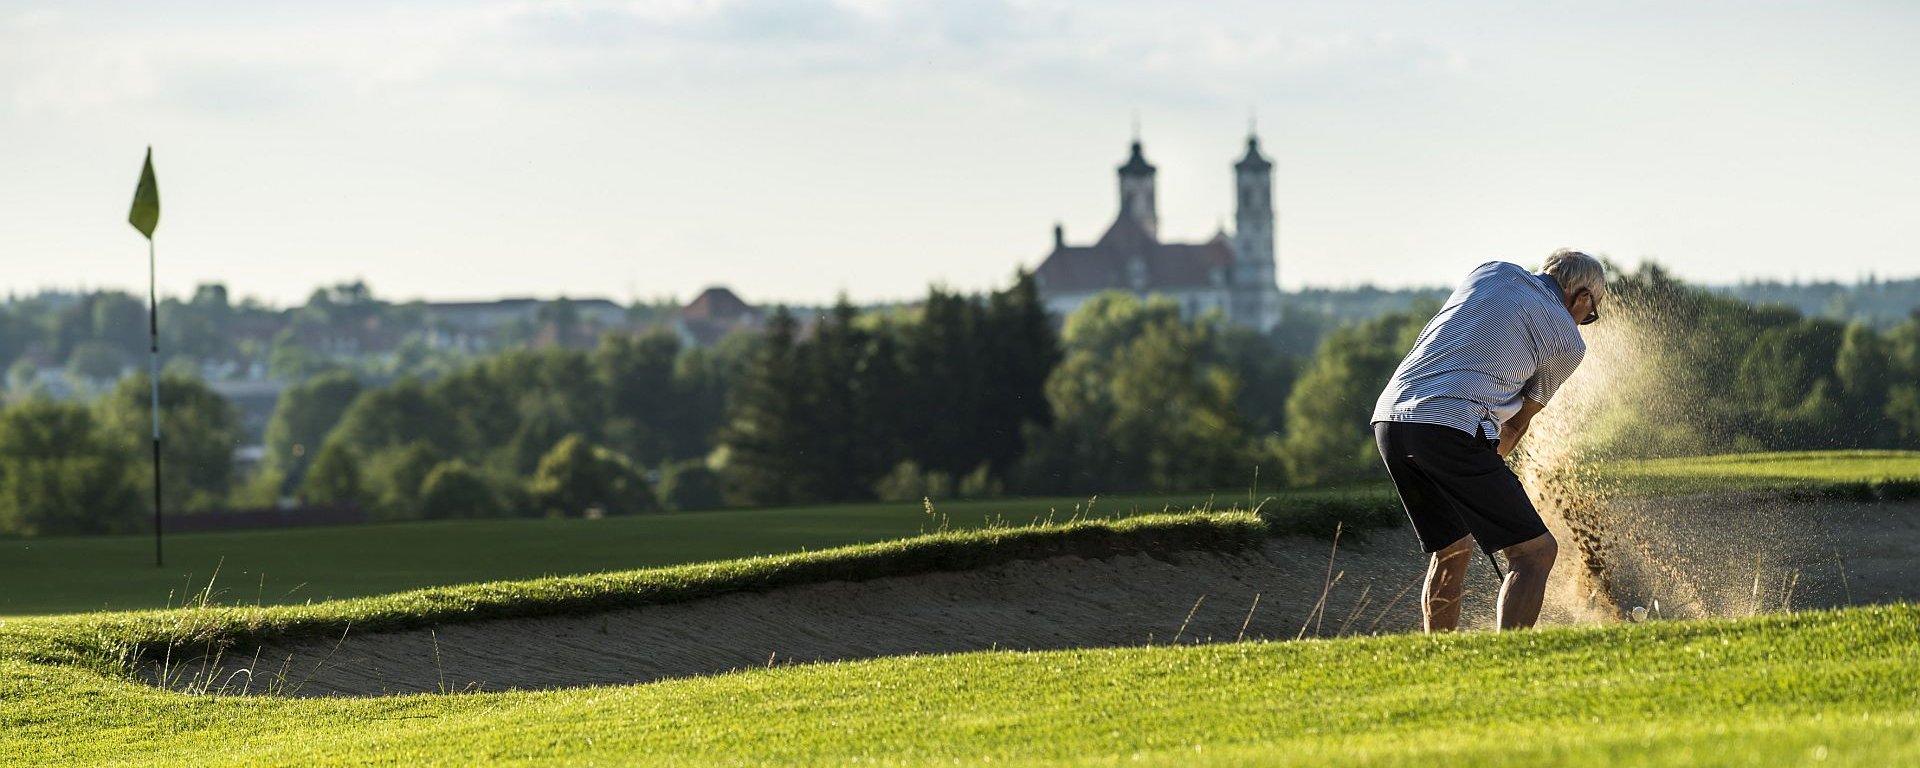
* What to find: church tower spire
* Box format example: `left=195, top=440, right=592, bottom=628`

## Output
left=1117, top=137, right=1158, bottom=241
left=1232, top=130, right=1279, bottom=331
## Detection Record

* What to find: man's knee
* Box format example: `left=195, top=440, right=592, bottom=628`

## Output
left=1503, top=532, right=1558, bottom=572
left=1434, top=535, right=1473, bottom=563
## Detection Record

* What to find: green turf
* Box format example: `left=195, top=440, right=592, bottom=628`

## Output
left=1595, top=450, right=1920, bottom=498
left=3, top=598, right=1914, bottom=765
left=0, top=489, right=1915, bottom=766
left=0, top=487, right=1393, bottom=617
left=4, top=450, right=1912, bottom=619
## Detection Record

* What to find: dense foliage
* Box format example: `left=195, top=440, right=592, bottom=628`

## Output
left=720, top=274, right=1058, bottom=506
left=0, top=263, right=1914, bottom=535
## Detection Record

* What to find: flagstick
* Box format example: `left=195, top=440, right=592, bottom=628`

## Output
left=148, top=236, right=163, bottom=568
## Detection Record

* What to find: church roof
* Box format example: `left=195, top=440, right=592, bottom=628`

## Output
left=1235, top=135, right=1272, bottom=171
left=1035, top=215, right=1233, bottom=294
left=1117, top=140, right=1156, bottom=177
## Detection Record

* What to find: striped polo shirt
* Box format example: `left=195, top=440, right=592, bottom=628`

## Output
left=1371, top=261, right=1586, bottom=441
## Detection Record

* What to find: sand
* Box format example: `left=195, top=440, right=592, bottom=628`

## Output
left=149, top=531, right=1444, bottom=697
left=148, top=496, right=1917, bottom=698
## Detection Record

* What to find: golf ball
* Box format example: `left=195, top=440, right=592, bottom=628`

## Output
left=1629, top=606, right=1648, bottom=622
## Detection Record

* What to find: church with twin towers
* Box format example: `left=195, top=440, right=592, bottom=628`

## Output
left=1032, top=130, right=1281, bottom=333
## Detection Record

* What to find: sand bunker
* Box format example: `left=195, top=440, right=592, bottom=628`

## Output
left=1542, top=493, right=1920, bottom=620
left=152, top=532, right=1444, bottom=698
left=149, top=495, right=1917, bottom=698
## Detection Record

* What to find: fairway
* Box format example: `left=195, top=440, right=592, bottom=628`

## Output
left=0, top=488, right=1390, bottom=616
left=1, top=521, right=1916, bottom=765
left=1597, top=450, right=1920, bottom=497
left=0, top=451, right=1916, bottom=765
left=5, top=450, right=1915, bottom=618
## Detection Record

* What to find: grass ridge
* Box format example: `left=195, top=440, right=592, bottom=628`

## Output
left=70, top=510, right=1268, bottom=666
left=1594, top=450, right=1920, bottom=499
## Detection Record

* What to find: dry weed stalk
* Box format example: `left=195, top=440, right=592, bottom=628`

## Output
left=1171, top=595, right=1207, bottom=645
left=1367, top=570, right=1425, bottom=635
left=1236, top=593, right=1262, bottom=643
left=1335, top=582, right=1373, bottom=637
left=1297, top=522, right=1344, bottom=640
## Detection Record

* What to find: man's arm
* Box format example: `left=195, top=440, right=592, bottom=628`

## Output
left=1497, top=398, right=1545, bottom=458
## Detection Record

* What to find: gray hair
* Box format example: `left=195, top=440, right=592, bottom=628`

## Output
left=1539, top=249, right=1607, bottom=300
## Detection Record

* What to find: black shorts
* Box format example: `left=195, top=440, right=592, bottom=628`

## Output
left=1373, top=421, right=1548, bottom=556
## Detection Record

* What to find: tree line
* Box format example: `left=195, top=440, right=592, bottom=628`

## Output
left=1270, top=263, right=1920, bottom=485
left=0, top=282, right=684, bottom=394
left=0, top=264, right=1914, bottom=536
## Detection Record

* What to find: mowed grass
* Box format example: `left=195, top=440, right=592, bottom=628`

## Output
left=0, top=487, right=1393, bottom=617
left=6, top=449, right=1915, bottom=617
left=1597, top=450, right=1920, bottom=497
left=1, top=452, right=1917, bottom=766
left=3, top=602, right=1914, bottom=765
left=15, top=449, right=1920, bottom=618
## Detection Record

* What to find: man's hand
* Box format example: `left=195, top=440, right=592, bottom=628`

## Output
left=1498, top=398, right=1546, bottom=458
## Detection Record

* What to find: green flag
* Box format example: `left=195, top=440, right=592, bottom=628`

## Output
left=128, top=147, right=159, bottom=239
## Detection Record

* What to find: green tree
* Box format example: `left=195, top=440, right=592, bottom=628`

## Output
left=596, top=331, right=681, bottom=465
left=804, top=298, right=885, bottom=501
left=301, top=439, right=366, bottom=507
left=898, top=288, right=992, bottom=478
left=0, top=306, right=29, bottom=377
left=1278, top=311, right=1425, bottom=485
left=261, top=371, right=362, bottom=493
left=0, top=399, right=143, bottom=536
left=418, top=460, right=505, bottom=519
left=1021, top=293, right=1253, bottom=494
left=1735, top=319, right=1847, bottom=447
left=267, top=328, right=334, bottom=380
left=976, top=270, right=1061, bottom=474
left=657, top=459, right=723, bottom=511
left=529, top=434, right=655, bottom=517
left=1219, top=326, right=1297, bottom=439
left=664, top=337, right=744, bottom=458
left=361, top=441, right=445, bottom=521
left=667, top=335, right=751, bottom=460
left=717, top=308, right=812, bottom=506
left=1102, top=304, right=1248, bottom=490
left=1834, top=321, right=1895, bottom=447
left=873, top=460, right=952, bottom=502
left=434, top=349, right=605, bottom=473
left=97, top=372, right=242, bottom=512
left=1577, top=263, right=1780, bottom=457
left=1884, top=317, right=1920, bottom=445
left=328, top=377, right=460, bottom=459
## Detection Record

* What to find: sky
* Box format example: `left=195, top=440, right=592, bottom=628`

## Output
left=3, top=0, right=1917, bottom=307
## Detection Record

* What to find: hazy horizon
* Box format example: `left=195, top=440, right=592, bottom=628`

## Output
left=5, top=1, right=1917, bottom=307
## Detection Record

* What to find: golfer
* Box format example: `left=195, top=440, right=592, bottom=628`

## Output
left=1371, top=249, right=1605, bottom=632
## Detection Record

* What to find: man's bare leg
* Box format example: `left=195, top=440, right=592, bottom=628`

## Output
left=1424, top=536, right=1473, bottom=632
left=1496, top=532, right=1559, bottom=630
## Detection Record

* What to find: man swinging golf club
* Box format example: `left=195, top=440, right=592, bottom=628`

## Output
left=1371, top=249, right=1605, bottom=631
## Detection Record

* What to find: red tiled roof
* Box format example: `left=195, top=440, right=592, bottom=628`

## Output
left=678, top=287, right=758, bottom=322
left=1035, top=216, right=1233, bottom=293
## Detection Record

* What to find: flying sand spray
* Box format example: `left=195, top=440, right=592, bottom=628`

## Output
left=1508, top=288, right=1817, bottom=624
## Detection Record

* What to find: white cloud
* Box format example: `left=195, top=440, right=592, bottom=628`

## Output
left=2, top=0, right=1471, bottom=120
left=2, top=0, right=1913, bottom=304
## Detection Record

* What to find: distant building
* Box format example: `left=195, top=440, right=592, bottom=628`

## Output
left=672, top=287, right=764, bottom=347
left=207, top=378, right=289, bottom=447
left=424, top=297, right=627, bottom=351
left=1034, top=132, right=1281, bottom=332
